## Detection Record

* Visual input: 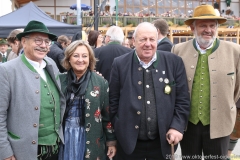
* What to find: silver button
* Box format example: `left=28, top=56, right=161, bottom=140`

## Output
left=199, top=113, right=202, bottom=115
left=47, top=93, right=50, bottom=95
left=146, top=85, right=149, bottom=88
left=33, top=123, right=37, bottom=127
left=138, top=96, right=142, bottom=100
left=137, top=111, right=141, bottom=115
left=148, top=131, right=151, bottom=135
left=147, top=101, right=150, bottom=104
left=138, top=81, right=142, bottom=85
left=200, top=102, right=202, bottom=104
left=35, top=107, right=39, bottom=110
left=200, top=96, right=202, bottom=98
left=147, top=117, right=151, bottom=121
left=35, top=75, right=39, bottom=79
left=44, top=85, right=47, bottom=88
left=156, top=70, right=158, bottom=72
left=86, top=113, right=90, bottom=117
left=35, top=90, right=39, bottom=94
left=138, top=67, right=142, bottom=71
left=32, top=140, right=36, bottom=144
left=86, top=141, right=90, bottom=144
left=146, top=70, right=149, bottom=72
left=191, top=65, right=194, bottom=69
left=201, top=78, right=203, bottom=80
left=135, top=125, right=139, bottom=129
left=200, top=90, right=203, bottom=92
left=188, top=77, right=192, bottom=82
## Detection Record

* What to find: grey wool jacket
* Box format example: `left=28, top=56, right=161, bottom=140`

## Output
left=0, top=55, right=66, bottom=160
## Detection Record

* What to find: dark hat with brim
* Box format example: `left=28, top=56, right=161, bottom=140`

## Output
left=184, top=4, right=227, bottom=26
left=0, top=39, right=8, bottom=45
left=16, top=20, right=57, bottom=41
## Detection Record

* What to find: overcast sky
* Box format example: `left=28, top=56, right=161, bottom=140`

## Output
left=0, top=0, right=12, bottom=17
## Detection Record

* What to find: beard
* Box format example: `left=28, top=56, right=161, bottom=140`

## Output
left=194, top=30, right=216, bottom=49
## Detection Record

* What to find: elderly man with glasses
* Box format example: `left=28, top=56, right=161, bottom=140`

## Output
left=0, top=20, right=66, bottom=160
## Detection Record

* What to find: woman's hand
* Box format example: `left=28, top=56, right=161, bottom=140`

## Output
left=107, top=146, right=116, bottom=159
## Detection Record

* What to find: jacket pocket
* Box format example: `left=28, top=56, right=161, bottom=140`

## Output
left=8, top=131, right=20, bottom=140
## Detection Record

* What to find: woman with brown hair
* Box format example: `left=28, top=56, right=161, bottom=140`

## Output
left=58, top=40, right=116, bottom=160
left=88, top=30, right=103, bottom=49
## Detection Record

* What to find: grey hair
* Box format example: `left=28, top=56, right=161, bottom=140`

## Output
left=133, top=22, right=158, bottom=39
left=105, top=26, right=124, bottom=44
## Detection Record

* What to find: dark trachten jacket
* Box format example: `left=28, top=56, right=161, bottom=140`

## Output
left=109, top=50, right=190, bottom=157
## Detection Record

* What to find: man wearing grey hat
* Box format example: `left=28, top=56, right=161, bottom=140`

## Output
left=0, top=38, right=10, bottom=63
left=172, top=4, right=240, bottom=159
left=0, top=20, right=66, bottom=160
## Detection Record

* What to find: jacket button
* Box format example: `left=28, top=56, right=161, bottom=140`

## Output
left=138, top=96, right=141, bottom=100
left=191, top=65, right=194, bottom=69
left=35, top=90, right=39, bottom=94
left=138, top=67, right=142, bottom=71
left=188, top=77, right=191, bottom=82
left=86, top=141, right=90, bottom=144
left=86, top=113, right=90, bottom=117
left=135, top=125, right=139, bottom=129
left=32, top=140, right=36, bottom=144
left=33, top=123, right=37, bottom=127
left=138, top=81, right=142, bottom=85
left=137, top=111, right=141, bottom=115
left=35, top=107, right=38, bottom=110
left=35, top=75, right=39, bottom=79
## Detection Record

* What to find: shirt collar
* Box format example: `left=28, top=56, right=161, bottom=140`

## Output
left=195, top=39, right=215, bottom=54
left=135, top=51, right=157, bottom=69
left=25, top=56, right=46, bottom=70
left=0, top=52, right=7, bottom=56
left=158, top=37, right=165, bottom=44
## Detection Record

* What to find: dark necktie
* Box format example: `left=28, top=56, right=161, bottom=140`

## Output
left=2, top=54, right=6, bottom=63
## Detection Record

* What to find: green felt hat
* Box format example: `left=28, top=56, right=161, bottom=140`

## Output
left=16, top=20, right=57, bottom=41
left=0, top=39, right=8, bottom=45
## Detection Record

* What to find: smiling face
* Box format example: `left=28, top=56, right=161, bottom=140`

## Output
left=69, top=45, right=90, bottom=78
left=22, top=32, right=50, bottom=63
left=133, top=23, right=158, bottom=64
left=191, top=19, right=218, bottom=49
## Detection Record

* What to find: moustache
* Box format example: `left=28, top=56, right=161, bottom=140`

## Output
left=34, top=47, right=48, bottom=52
left=202, top=32, right=213, bottom=36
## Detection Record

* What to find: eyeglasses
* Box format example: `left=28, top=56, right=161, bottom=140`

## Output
left=24, top=36, right=52, bottom=46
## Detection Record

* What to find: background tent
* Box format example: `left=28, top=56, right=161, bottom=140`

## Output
left=0, top=2, right=81, bottom=38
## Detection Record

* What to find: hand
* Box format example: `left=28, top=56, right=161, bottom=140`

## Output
left=166, top=128, right=183, bottom=145
left=5, top=155, right=16, bottom=160
left=107, top=146, right=116, bottom=159
left=93, top=70, right=103, bottom=77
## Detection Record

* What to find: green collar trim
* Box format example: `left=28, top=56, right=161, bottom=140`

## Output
left=108, top=41, right=121, bottom=45
left=21, top=54, right=47, bottom=73
left=193, top=38, right=219, bottom=53
left=21, top=54, right=37, bottom=73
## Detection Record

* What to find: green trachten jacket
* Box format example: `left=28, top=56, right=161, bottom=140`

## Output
left=60, top=71, right=116, bottom=159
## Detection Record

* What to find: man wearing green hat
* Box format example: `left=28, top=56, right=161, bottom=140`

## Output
left=0, top=20, right=66, bottom=160
left=0, top=38, right=10, bottom=63
left=172, top=4, right=240, bottom=159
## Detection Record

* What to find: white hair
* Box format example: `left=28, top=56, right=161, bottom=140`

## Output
left=133, top=22, right=158, bottom=39
left=105, top=26, right=124, bottom=44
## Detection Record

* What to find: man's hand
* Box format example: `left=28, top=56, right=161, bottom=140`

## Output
left=5, top=155, right=16, bottom=160
left=166, top=128, right=183, bottom=145
left=107, top=146, right=116, bottom=159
